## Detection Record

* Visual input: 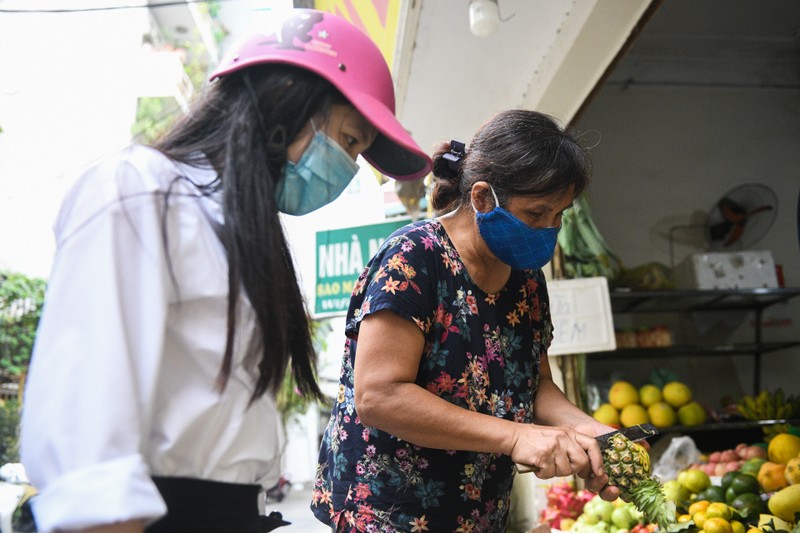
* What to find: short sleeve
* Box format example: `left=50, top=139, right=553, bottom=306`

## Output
left=345, top=223, right=435, bottom=337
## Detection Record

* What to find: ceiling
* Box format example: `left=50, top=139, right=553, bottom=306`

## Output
left=605, top=0, right=800, bottom=89
left=394, top=0, right=800, bottom=157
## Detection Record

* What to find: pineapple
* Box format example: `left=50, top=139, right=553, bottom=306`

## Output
left=603, top=433, right=676, bottom=531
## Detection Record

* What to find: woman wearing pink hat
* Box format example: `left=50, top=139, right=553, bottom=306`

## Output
left=20, top=9, right=430, bottom=533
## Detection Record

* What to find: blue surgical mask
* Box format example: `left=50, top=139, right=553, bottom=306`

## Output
left=275, top=130, right=359, bottom=216
left=474, top=185, right=560, bottom=270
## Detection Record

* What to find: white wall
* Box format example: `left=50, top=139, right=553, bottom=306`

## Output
left=574, top=84, right=800, bottom=404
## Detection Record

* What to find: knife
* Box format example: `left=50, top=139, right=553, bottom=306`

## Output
left=515, top=423, right=659, bottom=474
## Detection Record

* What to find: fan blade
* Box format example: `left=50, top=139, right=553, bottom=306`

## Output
left=724, top=222, right=745, bottom=246
left=746, top=205, right=774, bottom=216
left=709, top=220, right=733, bottom=242
left=719, top=198, right=746, bottom=222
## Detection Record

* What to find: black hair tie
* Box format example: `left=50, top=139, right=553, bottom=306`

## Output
left=442, top=140, right=466, bottom=172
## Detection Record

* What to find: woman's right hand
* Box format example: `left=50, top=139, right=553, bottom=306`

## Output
left=510, top=423, right=603, bottom=481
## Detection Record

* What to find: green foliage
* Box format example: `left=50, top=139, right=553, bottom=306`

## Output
left=276, top=319, right=332, bottom=426
left=131, top=96, right=181, bottom=145
left=0, top=270, right=46, bottom=378
left=131, top=1, right=228, bottom=144
left=0, top=399, right=20, bottom=464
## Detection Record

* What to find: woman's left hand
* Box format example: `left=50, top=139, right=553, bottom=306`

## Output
left=569, top=419, right=621, bottom=502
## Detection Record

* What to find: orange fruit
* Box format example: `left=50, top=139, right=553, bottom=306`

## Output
left=704, top=517, right=733, bottom=533
left=689, top=500, right=711, bottom=516
left=693, top=511, right=708, bottom=528
left=678, top=401, right=707, bottom=426
left=619, top=404, right=649, bottom=427
left=679, top=469, right=712, bottom=494
left=609, top=381, right=639, bottom=409
left=639, top=384, right=662, bottom=407
left=648, top=401, right=677, bottom=428
left=706, top=502, right=733, bottom=521
left=662, top=381, right=692, bottom=408
left=593, top=403, right=620, bottom=426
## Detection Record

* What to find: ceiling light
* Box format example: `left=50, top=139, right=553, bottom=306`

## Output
left=469, top=0, right=500, bottom=37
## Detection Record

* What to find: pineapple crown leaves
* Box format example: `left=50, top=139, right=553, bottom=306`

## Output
left=663, top=521, right=694, bottom=533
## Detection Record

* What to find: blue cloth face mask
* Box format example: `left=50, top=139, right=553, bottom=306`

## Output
left=275, top=129, right=359, bottom=216
left=474, top=185, right=560, bottom=270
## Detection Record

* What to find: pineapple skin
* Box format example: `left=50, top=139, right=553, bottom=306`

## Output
left=602, top=433, right=676, bottom=531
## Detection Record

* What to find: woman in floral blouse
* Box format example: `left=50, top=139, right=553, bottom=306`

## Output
left=312, top=110, right=618, bottom=532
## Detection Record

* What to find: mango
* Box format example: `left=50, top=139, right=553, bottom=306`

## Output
left=758, top=462, right=789, bottom=492
left=767, top=485, right=800, bottom=524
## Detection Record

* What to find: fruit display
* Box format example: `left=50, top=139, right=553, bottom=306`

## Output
left=566, top=494, right=649, bottom=533
left=593, top=380, right=707, bottom=429
left=528, top=430, right=798, bottom=533
left=687, top=444, right=767, bottom=477
left=666, top=432, right=800, bottom=533
left=538, top=481, right=595, bottom=530
left=615, top=326, right=674, bottom=348
left=737, top=389, right=800, bottom=439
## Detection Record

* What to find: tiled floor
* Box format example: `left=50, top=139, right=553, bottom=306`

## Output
left=265, top=482, right=330, bottom=532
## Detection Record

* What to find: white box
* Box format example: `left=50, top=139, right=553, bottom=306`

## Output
left=674, top=251, right=778, bottom=290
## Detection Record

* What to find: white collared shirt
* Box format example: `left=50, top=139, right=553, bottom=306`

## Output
left=21, top=145, right=283, bottom=532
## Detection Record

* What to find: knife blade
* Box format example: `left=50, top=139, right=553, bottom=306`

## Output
left=595, top=423, right=659, bottom=451
left=515, top=423, right=659, bottom=474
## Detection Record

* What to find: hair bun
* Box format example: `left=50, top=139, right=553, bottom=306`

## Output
left=432, top=140, right=466, bottom=180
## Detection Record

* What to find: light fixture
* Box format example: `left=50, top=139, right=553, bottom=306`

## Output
left=469, top=0, right=500, bottom=37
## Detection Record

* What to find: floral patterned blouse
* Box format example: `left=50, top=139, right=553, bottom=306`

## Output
left=311, top=219, right=554, bottom=532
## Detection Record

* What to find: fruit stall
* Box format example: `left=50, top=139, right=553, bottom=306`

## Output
left=520, top=428, right=800, bottom=533
left=506, top=176, right=800, bottom=533
left=505, top=289, right=800, bottom=533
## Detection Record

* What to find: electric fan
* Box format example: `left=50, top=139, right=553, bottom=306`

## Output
left=704, top=183, right=778, bottom=251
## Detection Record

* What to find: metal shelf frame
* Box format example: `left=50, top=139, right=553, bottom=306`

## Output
left=608, top=287, right=800, bottom=394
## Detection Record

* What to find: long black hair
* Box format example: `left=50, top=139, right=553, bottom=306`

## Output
left=154, top=64, right=342, bottom=402
left=430, top=109, right=592, bottom=214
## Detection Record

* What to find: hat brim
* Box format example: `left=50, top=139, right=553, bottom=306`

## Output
left=212, top=57, right=431, bottom=181
left=342, top=90, right=431, bottom=182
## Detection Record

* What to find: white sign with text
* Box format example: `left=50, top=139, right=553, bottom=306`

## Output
left=547, top=277, right=616, bottom=356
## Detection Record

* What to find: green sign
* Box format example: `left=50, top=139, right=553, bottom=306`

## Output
left=314, top=219, right=410, bottom=317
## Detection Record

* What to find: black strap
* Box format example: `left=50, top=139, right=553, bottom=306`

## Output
left=148, top=476, right=290, bottom=533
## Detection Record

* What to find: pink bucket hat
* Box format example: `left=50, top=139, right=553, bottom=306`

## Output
left=210, top=9, right=432, bottom=181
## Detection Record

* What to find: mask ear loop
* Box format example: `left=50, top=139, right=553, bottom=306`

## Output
left=471, top=183, right=500, bottom=213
